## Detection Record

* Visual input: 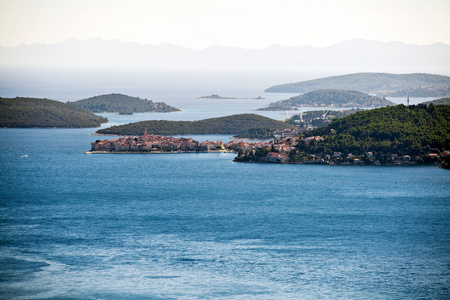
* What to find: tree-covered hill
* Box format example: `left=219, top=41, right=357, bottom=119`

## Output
left=0, top=97, right=108, bottom=128
left=420, top=98, right=450, bottom=106
left=96, top=114, right=292, bottom=136
left=258, top=90, right=394, bottom=110
left=71, top=93, right=180, bottom=113
left=287, top=108, right=365, bottom=128
left=265, top=73, right=450, bottom=97
left=301, top=104, right=450, bottom=158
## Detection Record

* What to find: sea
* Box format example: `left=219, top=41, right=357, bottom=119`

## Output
left=0, top=71, right=449, bottom=299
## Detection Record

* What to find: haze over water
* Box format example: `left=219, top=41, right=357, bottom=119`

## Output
left=1, top=1, right=450, bottom=298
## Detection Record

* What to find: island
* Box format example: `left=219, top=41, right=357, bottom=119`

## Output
left=237, top=104, right=450, bottom=165
left=95, top=113, right=292, bottom=137
left=70, top=93, right=180, bottom=113
left=0, top=97, right=108, bottom=128
left=420, top=97, right=450, bottom=106
left=264, top=73, right=450, bottom=97
left=257, top=90, right=394, bottom=110
left=198, top=94, right=266, bottom=100
left=87, top=104, right=449, bottom=167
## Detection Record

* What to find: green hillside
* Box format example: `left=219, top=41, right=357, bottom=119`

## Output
left=265, top=73, right=450, bottom=97
left=258, top=90, right=394, bottom=110
left=0, top=97, right=108, bottom=128
left=96, top=114, right=292, bottom=136
left=71, top=93, right=180, bottom=113
left=302, top=104, right=450, bottom=158
left=287, top=108, right=365, bottom=128
left=420, top=98, right=450, bottom=106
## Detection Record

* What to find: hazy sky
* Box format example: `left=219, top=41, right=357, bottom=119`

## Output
left=0, top=0, right=449, bottom=49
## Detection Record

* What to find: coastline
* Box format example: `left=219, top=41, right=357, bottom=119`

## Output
left=84, top=150, right=234, bottom=154
left=91, top=132, right=124, bottom=136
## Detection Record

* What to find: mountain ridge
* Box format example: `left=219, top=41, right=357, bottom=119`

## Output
left=1, top=38, right=448, bottom=73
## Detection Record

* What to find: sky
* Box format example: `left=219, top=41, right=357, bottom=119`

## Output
left=0, top=0, right=449, bottom=49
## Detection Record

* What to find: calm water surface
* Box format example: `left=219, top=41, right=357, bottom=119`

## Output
left=0, top=127, right=449, bottom=299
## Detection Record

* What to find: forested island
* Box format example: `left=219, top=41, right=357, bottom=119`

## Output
left=258, top=90, right=394, bottom=110
left=265, top=73, right=450, bottom=97
left=237, top=104, right=450, bottom=165
left=95, top=114, right=292, bottom=137
left=0, top=97, right=108, bottom=128
left=70, top=93, right=180, bottom=113
left=420, top=98, right=450, bottom=106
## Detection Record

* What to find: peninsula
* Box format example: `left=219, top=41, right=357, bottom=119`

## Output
left=87, top=104, right=449, bottom=167
left=238, top=104, right=450, bottom=165
left=0, top=97, right=108, bottom=128
left=88, top=131, right=291, bottom=155
left=265, top=73, right=450, bottom=97
left=257, top=90, right=394, bottom=110
left=89, top=131, right=225, bottom=153
left=70, top=93, right=180, bottom=113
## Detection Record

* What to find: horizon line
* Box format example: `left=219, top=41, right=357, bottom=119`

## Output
left=1, top=37, right=449, bottom=50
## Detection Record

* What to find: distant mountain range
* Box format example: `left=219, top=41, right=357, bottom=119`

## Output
left=1, top=38, right=449, bottom=74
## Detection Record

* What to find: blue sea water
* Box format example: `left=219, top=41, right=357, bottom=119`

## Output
left=0, top=127, right=449, bottom=300
left=0, top=80, right=449, bottom=300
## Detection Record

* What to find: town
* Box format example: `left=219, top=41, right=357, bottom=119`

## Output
left=88, top=127, right=445, bottom=165
left=88, top=128, right=299, bottom=157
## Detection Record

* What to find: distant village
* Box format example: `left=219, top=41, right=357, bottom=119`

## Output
left=89, top=127, right=445, bottom=165
left=89, top=128, right=300, bottom=157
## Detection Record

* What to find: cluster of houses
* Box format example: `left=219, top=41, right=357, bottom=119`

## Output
left=231, top=136, right=445, bottom=165
left=89, top=129, right=299, bottom=163
left=273, top=128, right=303, bottom=139
left=91, top=130, right=223, bottom=153
left=90, top=130, right=446, bottom=165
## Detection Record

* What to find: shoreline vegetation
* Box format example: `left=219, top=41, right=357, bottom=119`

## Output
left=89, top=104, right=450, bottom=167
left=236, top=104, right=450, bottom=167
